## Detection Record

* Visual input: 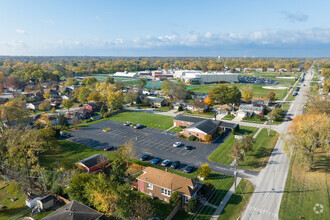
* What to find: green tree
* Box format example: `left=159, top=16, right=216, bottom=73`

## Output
left=43, top=91, right=51, bottom=99
left=39, top=127, right=57, bottom=150
left=62, top=99, right=74, bottom=113
left=51, top=106, right=56, bottom=113
left=137, top=78, right=147, bottom=89
left=82, top=76, right=97, bottom=86
left=268, top=108, right=284, bottom=121
left=107, top=91, right=124, bottom=110
left=197, top=163, right=211, bottom=178
left=170, top=191, right=182, bottom=206
left=66, top=173, right=92, bottom=204
left=209, top=85, right=241, bottom=104
left=38, top=101, right=51, bottom=111
left=105, top=77, right=115, bottom=84
left=65, top=77, right=78, bottom=86
left=267, top=91, right=276, bottom=102
left=188, top=198, right=198, bottom=213
left=78, top=87, right=91, bottom=103
left=124, top=92, right=138, bottom=106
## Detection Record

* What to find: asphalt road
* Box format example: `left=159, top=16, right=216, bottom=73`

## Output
left=241, top=69, right=313, bottom=220
left=67, top=118, right=259, bottom=179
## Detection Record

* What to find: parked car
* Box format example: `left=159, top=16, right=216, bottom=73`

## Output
left=124, top=121, right=132, bottom=126
left=185, top=145, right=193, bottom=150
left=161, top=159, right=171, bottom=167
left=183, top=165, right=194, bottom=173
left=140, top=154, right=150, bottom=161
left=104, top=145, right=114, bottom=151
left=171, top=161, right=181, bottom=169
left=134, top=124, right=143, bottom=129
left=78, top=104, right=83, bottom=107
left=151, top=157, right=161, bottom=164
left=173, top=142, right=182, bottom=147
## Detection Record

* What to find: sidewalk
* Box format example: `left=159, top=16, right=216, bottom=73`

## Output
left=210, top=177, right=242, bottom=219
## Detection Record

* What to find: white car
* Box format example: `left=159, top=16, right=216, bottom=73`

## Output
left=173, top=142, right=182, bottom=147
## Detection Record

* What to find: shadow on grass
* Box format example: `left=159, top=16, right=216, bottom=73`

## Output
left=311, top=154, right=330, bottom=173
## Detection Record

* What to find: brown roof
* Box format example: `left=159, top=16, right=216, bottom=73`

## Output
left=213, top=104, right=233, bottom=109
left=137, top=167, right=202, bottom=197
left=251, top=97, right=270, bottom=101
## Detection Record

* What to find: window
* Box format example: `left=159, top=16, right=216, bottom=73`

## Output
left=196, top=133, right=199, bottom=137
left=189, top=132, right=191, bottom=136
left=161, top=188, right=171, bottom=196
left=147, top=183, right=153, bottom=190
left=185, top=196, right=189, bottom=203
left=187, top=122, right=190, bottom=126
left=181, top=121, right=183, bottom=125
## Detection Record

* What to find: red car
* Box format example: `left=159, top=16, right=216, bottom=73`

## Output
left=104, top=145, right=114, bottom=151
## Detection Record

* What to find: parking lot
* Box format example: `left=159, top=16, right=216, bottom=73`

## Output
left=68, top=119, right=229, bottom=169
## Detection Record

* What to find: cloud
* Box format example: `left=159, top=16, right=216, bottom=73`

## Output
left=16, top=29, right=26, bottom=34
left=282, top=11, right=308, bottom=22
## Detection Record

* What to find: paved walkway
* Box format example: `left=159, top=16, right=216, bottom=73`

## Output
left=210, top=177, right=242, bottom=219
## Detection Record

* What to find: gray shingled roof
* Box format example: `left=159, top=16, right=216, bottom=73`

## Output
left=186, top=119, right=220, bottom=134
left=75, top=154, right=108, bottom=169
left=42, top=200, right=102, bottom=220
left=219, top=121, right=237, bottom=129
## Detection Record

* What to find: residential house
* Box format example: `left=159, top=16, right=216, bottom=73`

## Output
left=36, top=195, right=55, bottom=211
left=234, top=68, right=242, bottom=73
left=278, top=68, right=287, bottom=72
left=243, top=67, right=251, bottom=73
left=255, top=68, right=263, bottom=72
left=136, top=167, right=203, bottom=204
left=61, top=95, right=71, bottom=100
left=267, top=68, right=275, bottom=72
left=42, top=200, right=103, bottom=220
left=84, top=102, right=104, bottom=112
left=0, top=98, right=9, bottom=105
left=212, top=104, right=234, bottom=115
left=147, top=96, right=165, bottom=107
left=237, top=104, right=265, bottom=117
left=171, top=101, right=188, bottom=111
left=75, top=154, right=109, bottom=173
left=26, top=102, right=41, bottom=111
left=68, top=109, right=92, bottom=119
left=173, top=115, right=237, bottom=141
left=186, top=101, right=208, bottom=113
left=251, top=97, right=270, bottom=106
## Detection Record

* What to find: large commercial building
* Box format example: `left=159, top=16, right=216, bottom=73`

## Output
left=113, top=71, right=138, bottom=78
left=174, top=70, right=239, bottom=84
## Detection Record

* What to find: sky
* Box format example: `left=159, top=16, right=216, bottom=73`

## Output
left=0, top=0, right=330, bottom=57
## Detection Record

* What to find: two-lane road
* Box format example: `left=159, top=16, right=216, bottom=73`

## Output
left=241, top=69, right=313, bottom=220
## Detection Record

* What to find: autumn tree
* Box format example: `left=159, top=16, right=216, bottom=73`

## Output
left=66, top=173, right=92, bottom=204
left=124, top=91, right=138, bottom=106
left=267, top=91, right=276, bottom=102
left=39, top=127, right=57, bottom=150
left=87, top=91, right=102, bottom=102
left=209, top=85, right=241, bottom=104
left=107, top=91, right=124, bottom=110
left=105, top=77, right=115, bottom=84
left=65, top=77, right=78, bottom=86
left=62, top=99, right=74, bottom=113
left=38, top=101, right=51, bottom=111
left=242, top=86, right=254, bottom=103
left=43, top=91, right=51, bottom=99
left=82, top=76, right=97, bottom=86
left=197, top=163, right=211, bottom=178
left=170, top=191, right=182, bottom=206
left=204, top=96, right=212, bottom=105
left=137, top=78, right=147, bottom=89
left=285, top=114, right=329, bottom=170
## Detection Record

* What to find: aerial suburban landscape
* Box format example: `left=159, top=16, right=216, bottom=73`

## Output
left=0, top=1, right=329, bottom=220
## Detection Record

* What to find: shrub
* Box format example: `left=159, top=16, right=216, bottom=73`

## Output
left=205, top=135, right=213, bottom=142
left=197, top=163, right=211, bottom=178
left=178, top=105, right=183, bottom=111
left=179, top=125, right=186, bottom=129
left=188, top=198, right=198, bottom=213
left=188, top=135, right=197, bottom=141
left=170, top=191, right=182, bottom=207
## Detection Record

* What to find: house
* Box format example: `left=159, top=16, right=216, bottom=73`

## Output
left=234, top=68, right=242, bottom=72
left=171, top=101, right=188, bottom=111
left=267, top=68, right=275, bottom=72
left=0, top=98, right=9, bottom=104
left=186, top=102, right=208, bottom=113
left=147, top=96, right=165, bottom=107
left=278, top=68, right=287, bottom=72
left=173, top=115, right=237, bottom=141
left=251, top=97, right=270, bottom=106
left=42, top=200, right=103, bottom=220
left=243, top=67, right=251, bottom=73
left=26, top=102, right=42, bottom=111
left=75, top=154, right=109, bottom=173
left=212, top=104, right=234, bottom=115
left=237, top=104, right=265, bottom=117
left=136, top=167, right=203, bottom=204
left=26, top=195, right=41, bottom=208
left=84, top=102, right=104, bottom=112
left=61, top=95, right=71, bottom=100
left=36, top=195, right=55, bottom=211
left=255, top=68, right=263, bottom=72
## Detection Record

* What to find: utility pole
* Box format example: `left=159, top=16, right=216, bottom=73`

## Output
left=268, top=109, right=273, bottom=136
left=234, top=150, right=238, bottom=193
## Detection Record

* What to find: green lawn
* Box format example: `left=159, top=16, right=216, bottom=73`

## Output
left=279, top=151, right=329, bottom=220
left=238, top=129, right=278, bottom=170
left=173, top=205, right=217, bottom=220
left=242, top=115, right=267, bottom=124
left=0, top=181, right=53, bottom=220
left=222, top=114, right=235, bottom=120
left=182, top=111, right=214, bottom=118
left=286, top=87, right=297, bottom=101
left=109, top=111, right=174, bottom=130
left=154, top=106, right=171, bottom=112
left=188, top=84, right=288, bottom=100
left=169, top=127, right=183, bottom=133
left=208, top=126, right=259, bottom=165
left=281, top=103, right=291, bottom=111
left=39, top=140, right=114, bottom=170
left=218, top=179, right=254, bottom=220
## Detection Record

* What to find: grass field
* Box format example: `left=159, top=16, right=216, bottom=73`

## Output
left=279, top=150, right=329, bottom=220
left=0, top=181, right=53, bottom=220
left=154, top=106, right=170, bottom=112
left=208, top=126, right=259, bottom=165
left=285, top=86, right=297, bottom=101
left=242, top=115, right=267, bottom=124
left=222, top=114, right=235, bottom=120
left=238, top=129, right=278, bottom=170
left=218, top=179, right=254, bottom=220
left=182, top=111, right=214, bottom=118
left=169, top=127, right=183, bottom=133
left=39, top=140, right=114, bottom=170
left=188, top=84, right=288, bottom=100
left=109, top=111, right=174, bottom=130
